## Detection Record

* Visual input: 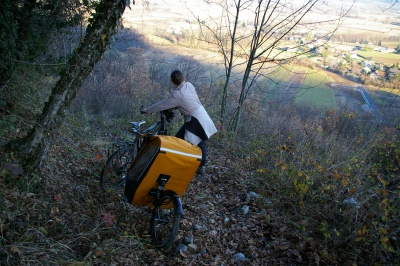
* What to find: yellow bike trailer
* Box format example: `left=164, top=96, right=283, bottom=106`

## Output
left=124, top=135, right=202, bottom=208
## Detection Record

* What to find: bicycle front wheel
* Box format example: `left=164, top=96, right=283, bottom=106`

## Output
left=100, top=145, right=137, bottom=193
left=150, top=191, right=181, bottom=249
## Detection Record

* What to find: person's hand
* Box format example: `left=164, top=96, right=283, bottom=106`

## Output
left=163, top=109, right=175, bottom=123
left=140, top=106, right=147, bottom=114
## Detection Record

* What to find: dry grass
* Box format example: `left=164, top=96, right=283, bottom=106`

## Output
left=1, top=98, right=399, bottom=265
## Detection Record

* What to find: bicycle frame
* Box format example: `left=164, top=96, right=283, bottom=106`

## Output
left=100, top=110, right=172, bottom=193
left=130, top=110, right=168, bottom=136
left=148, top=175, right=184, bottom=216
left=129, top=110, right=169, bottom=152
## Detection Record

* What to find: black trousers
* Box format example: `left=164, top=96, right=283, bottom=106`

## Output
left=176, top=124, right=207, bottom=167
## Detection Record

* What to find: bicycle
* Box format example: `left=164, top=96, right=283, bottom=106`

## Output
left=99, top=109, right=173, bottom=193
left=123, top=132, right=201, bottom=250
left=100, top=108, right=199, bottom=250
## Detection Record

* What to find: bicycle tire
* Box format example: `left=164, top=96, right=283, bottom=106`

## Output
left=150, top=191, right=181, bottom=249
left=100, top=144, right=138, bottom=193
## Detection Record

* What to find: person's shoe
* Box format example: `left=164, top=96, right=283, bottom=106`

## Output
left=196, top=166, right=205, bottom=175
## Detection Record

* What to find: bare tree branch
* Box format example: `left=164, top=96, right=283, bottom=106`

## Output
left=186, top=0, right=354, bottom=132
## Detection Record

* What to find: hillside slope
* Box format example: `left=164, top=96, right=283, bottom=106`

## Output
left=0, top=124, right=358, bottom=265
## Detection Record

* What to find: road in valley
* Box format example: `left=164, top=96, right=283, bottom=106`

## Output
left=357, top=86, right=382, bottom=121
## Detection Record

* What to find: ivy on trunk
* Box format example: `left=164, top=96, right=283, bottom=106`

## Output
left=6, top=0, right=128, bottom=172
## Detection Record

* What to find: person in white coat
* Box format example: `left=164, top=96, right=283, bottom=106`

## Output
left=141, top=70, right=217, bottom=174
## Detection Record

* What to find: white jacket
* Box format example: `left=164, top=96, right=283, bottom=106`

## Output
left=145, top=81, right=217, bottom=145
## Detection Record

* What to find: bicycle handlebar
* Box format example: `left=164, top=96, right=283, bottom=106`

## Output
left=130, top=108, right=175, bottom=137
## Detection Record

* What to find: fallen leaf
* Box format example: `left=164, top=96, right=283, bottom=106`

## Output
left=101, top=212, right=115, bottom=226
left=10, top=246, right=21, bottom=255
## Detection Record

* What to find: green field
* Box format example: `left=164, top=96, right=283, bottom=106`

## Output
left=381, top=42, right=400, bottom=49
left=357, top=50, right=400, bottom=65
left=260, top=65, right=297, bottom=100
left=295, top=69, right=336, bottom=109
left=260, top=65, right=336, bottom=109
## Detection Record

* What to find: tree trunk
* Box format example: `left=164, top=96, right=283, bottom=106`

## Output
left=6, top=0, right=128, bottom=172
left=220, top=0, right=241, bottom=131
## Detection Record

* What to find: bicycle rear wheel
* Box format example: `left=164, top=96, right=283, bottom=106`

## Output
left=100, top=145, right=137, bottom=193
left=150, top=191, right=181, bottom=249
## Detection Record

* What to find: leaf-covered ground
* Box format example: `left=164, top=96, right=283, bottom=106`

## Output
left=0, top=126, right=349, bottom=266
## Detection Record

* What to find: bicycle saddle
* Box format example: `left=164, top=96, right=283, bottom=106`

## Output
left=130, top=121, right=146, bottom=129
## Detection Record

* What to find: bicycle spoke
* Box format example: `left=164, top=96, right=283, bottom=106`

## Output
left=100, top=145, right=137, bottom=193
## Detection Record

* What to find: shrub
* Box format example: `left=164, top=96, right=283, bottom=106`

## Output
left=233, top=112, right=399, bottom=265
